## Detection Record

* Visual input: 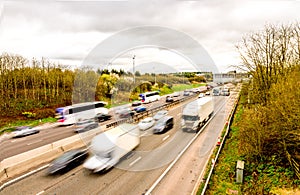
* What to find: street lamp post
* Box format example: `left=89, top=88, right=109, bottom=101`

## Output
left=133, top=55, right=136, bottom=84
left=153, top=66, right=156, bottom=85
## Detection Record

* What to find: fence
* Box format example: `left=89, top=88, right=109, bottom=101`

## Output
left=106, top=92, right=200, bottom=129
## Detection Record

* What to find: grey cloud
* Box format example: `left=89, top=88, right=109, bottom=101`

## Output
left=1, top=0, right=300, bottom=72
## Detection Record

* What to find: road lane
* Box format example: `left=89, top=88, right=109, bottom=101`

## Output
left=0, top=94, right=188, bottom=161
left=1, top=95, right=227, bottom=195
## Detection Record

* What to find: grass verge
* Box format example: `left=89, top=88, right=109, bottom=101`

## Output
left=0, top=117, right=57, bottom=135
left=198, top=96, right=300, bottom=194
left=172, top=83, right=205, bottom=92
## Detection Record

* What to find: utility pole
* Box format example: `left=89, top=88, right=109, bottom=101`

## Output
left=133, top=55, right=136, bottom=84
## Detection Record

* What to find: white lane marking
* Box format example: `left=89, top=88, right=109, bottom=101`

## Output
left=11, top=138, right=27, bottom=143
left=141, top=131, right=148, bottom=137
left=145, top=97, right=228, bottom=195
left=36, top=190, right=45, bottom=195
left=162, top=135, right=170, bottom=141
left=27, top=139, right=43, bottom=145
left=66, top=125, right=74, bottom=128
left=129, top=156, right=142, bottom=167
left=0, top=164, right=49, bottom=191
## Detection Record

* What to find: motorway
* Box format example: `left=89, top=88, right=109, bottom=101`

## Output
left=0, top=94, right=184, bottom=161
left=1, top=95, right=230, bottom=195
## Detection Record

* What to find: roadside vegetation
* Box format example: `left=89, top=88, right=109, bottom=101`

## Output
left=0, top=117, right=57, bottom=135
left=171, top=83, right=205, bottom=92
left=204, top=23, right=300, bottom=194
left=0, top=53, right=209, bottom=129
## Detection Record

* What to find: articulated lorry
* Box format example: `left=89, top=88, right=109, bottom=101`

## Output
left=181, top=97, right=214, bottom=132
left=83, top=123, right=140, bottom=173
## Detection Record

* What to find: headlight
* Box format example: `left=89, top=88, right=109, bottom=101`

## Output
left=193, top=122, right=198, bottom=128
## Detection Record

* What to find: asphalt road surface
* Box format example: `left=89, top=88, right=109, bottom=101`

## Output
left=1, top=96, right=229, bottom=195
left=0, top=94, right=184, bottom=161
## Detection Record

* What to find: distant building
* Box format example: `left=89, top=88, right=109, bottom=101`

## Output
left=213, top=72, right=248, bottom=83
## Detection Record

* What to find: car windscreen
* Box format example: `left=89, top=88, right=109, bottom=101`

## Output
left=76, top=121, right=92, bottom=125
left=156, top=119, right=166, bottom=126
left=183, top=115, right=198, bottom=121
left=53, top=151, right=78, bottom=164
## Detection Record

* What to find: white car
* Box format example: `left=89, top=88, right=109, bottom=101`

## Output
left=172, top=92, right=180, bottom=97
left=153, top=110, right=168, bottom=121
left=12, top=126, right=40, bottom=138
left=198, top=93, right=205, bottom=98
left=138, top=117, right=155, bottom=131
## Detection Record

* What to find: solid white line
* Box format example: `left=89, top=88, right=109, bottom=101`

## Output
left=0, top=164, right=49, bottom=191
left=162, top=135, right=170, bottom=141
left=27, top=139, right=43, bottom=146
left=129, top=156, right=142, bottom=167
left=36, top=190, right=45, bottom=195
left=145, top=98, right=227, bottom=195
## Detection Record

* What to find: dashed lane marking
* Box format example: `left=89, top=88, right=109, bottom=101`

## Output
left=27, top=139, right=43, bottom=146
left=162, top=135, right=170, bottom=141
left=129, top=156, right=142, bottom=167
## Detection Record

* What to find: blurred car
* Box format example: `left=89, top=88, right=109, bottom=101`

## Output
left=205, top=91, right=211, bottom=96
left=153, top=116, right=174, bottom=134
left=47, top=149, right=88, bottom=174
left=166, top=96, right=174, bottom=102
left=198, top=93, right=205, bottom=98
left=134, top=105, right=147, bottom=113
left=183, top=90, right=190, bottom=96
left=12, top=126, right=40, bottom=138
left=95, top=113, right=112, bottom=122
left=118, top=108, right=135, bottom=118
left=192, top=88, right=201, bottom=93
left=138, top=117, right=155, bottom=130
left=172, top=92, right=180, bottom=97
left=74, top=120, right=99, bottom=133
left=153, top=110, right=168, bottom=121
left=114, top=106, right=130, bottom=115
left=131, top=100, right=142, bottom=107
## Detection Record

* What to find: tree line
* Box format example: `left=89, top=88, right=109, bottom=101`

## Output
left=0, top=54, right=205, bottom=121
left=236, top=23, right=300, bottom=180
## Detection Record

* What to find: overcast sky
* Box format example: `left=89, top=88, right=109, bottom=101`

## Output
left=0, top=0, right=299, bottom=73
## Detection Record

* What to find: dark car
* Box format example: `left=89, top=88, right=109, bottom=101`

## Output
left=95, top=113, right=112, bottom=122
left=183, top=90, right=190, bottom=96
left=118, top=109, right=135, bottom=118
left=74, top=120, right=99, bottom=133
left=131, top=100, right=142, bottom=107
left=12, top=126, right=40, bottom=138
left=133, top=105, right=147, bottom=113
left=47, top=149, right=88, bottom=174
left=153, top=116, right=174, bottom=134
left=166, top=96, right=174, bottom=102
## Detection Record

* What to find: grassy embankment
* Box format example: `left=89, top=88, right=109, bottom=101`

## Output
left=0, top=117, right=57, bottom=135
left=198, top=93, right=300, bottom=194
left=171, top=83, right=205, bottom=92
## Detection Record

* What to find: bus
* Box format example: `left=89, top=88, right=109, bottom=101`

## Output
left=139, top=91, right=160, bottom=103
left=55, top=101, right=108, bottom=125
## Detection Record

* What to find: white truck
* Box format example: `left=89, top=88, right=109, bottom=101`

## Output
left=83, top=123, right=140, bottom=173
left=181, top=97, right=214, bottom=132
